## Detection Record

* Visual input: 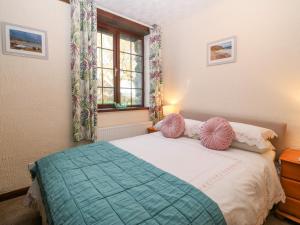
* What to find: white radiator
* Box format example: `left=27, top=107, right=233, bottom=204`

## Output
left=97, top=121, right=153, bottom=141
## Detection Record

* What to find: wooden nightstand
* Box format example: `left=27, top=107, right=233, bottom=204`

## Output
left=276, top=148, right=300, bottom=223
left=147, top=127, right=157, bottom=133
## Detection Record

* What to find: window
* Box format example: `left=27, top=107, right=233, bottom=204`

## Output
left=97, top=27, right=144, bottom=109
left=97, top=30, right=115, bottom=106
left=120, top=34, right=143, bottom=106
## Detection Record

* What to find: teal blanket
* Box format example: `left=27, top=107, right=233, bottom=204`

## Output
left=35, top=141, right=226, bottom=225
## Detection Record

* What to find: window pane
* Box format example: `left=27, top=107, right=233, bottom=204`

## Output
left=97, top=88, right=102, bottom=104
left=97, top=29, right=144, bottom=108
left=120, top=53, right=131, bottom=71
left=97, top=69, right=102, bottom=87
left=102, top=31, right=113, bottom=50
left=103, top=88, right=114, bottom=104
left=120, top=70, right=131, bottom=88
left=97, top=48, right=102, bottom=67
left=132, top=72, right=142, bottom=89
left=102, top=49, right=113, bottom=68
left=120, top=88, right=131, bottom=105
left=103, top=69, right=114, bottom=87
left=132, top=89, right=142, bottom=105
left=131, top=39, right=142, bottom=55
left=132, top=55, right=142, bottom=72
left=120, top=34, right=131, bottom=53
left=97, top=32, right=102, bottom=47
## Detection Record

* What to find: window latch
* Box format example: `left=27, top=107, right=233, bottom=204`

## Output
left=114, top=68, right=118, bottom=77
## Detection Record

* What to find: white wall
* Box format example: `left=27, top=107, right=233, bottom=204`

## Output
left=0, top=0, right=73, bottom=194
left=162, top=0, right=300, bottom=148
left=0, top=0, right=151, bottom=194
left=98, top=110, right=149, bottom=128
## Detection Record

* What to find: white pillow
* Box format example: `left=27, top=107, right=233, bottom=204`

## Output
left=230, top=122, right=277, bottom=150
left=156, top=118, right=278, bottom=153
left=231, top=140, right=275, bottom=153
left=184, top=119, right=204, bottom=139
left=154, top=120, right=164, bottom=130
left=155, top=118, right=204, bottom=139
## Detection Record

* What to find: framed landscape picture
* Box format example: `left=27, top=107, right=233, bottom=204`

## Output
left=2, top=23, right=48, bottom=59
left=207, top=36, right=236, bottom=66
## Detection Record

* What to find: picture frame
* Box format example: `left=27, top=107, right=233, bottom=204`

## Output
left=207, top=36, right=236, bottom=66
left=1, top=22, right=48, bottom=59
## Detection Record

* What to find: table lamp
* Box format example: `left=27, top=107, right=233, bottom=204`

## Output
left=163, top=104, right=178, bottom=116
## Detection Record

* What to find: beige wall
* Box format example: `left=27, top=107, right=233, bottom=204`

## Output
left=163, top=0, right=300, bottom=148
left=0, top=0, right=150, bottom=194
left=98, top=110, right=149, bottom=128
left=0, top=0, right=73, bottom=194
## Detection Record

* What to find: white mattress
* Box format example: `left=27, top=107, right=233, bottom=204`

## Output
left=27, top=132, right=285, bottom=225
left=111, top=132, right=285, bottom=225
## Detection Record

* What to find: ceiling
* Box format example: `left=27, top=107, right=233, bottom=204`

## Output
left=95, top=0, right=204, bottom=26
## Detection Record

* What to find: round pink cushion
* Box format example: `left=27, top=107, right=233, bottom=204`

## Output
left=199, top=117, right=235, bottom=150
left=161, top=113, right=185, bottom=138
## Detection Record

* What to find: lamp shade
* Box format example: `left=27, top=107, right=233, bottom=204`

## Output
left=163, top=105, right=178, bottom=116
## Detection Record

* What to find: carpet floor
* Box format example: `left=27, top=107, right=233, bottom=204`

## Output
left=0, top=195, right=297, bottom=225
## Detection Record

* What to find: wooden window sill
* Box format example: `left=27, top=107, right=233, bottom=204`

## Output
left=97, top=107, right=149, bottom=113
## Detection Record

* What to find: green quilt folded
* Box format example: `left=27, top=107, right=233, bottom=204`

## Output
left=35, top=141, right=226, bottom=225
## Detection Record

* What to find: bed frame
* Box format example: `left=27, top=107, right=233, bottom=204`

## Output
left=180, top=111, right=287, bottom=159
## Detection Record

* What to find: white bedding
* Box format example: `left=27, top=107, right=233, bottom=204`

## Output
left=27, top=132, right=285, bottom=225
left=111, top=132, right=285, bottom=225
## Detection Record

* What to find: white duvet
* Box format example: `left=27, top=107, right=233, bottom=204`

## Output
left=111, top=132, right=285, bottom=225
left=27, top=132, right=285, bottom=225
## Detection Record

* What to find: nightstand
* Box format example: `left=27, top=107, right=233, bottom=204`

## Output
left=147, top=127, right=157, bottom=133
left=276, top=148, right=300, bottom=223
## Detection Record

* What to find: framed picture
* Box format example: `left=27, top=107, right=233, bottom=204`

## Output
left=207, top=36, right=236, bottom=66
left=1, top=22, right=48, bottom=59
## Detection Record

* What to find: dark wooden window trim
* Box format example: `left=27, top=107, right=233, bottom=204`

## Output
left=57, top=1, right=150, bottom=36
left=97, top=26, right=145, bottom=109
left=98, top=107, right=149, bottom=113
left=97, top=9, right=149, bottom=36
left=58, top=0, right=149, bottom=110
left=97, top=12, right=147, bottom=110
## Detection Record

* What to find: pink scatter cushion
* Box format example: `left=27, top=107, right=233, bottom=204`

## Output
left=161, top=113, right=185, bottom=138
left=199, top=117, right=235, bottom=150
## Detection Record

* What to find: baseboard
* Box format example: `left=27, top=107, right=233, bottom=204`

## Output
left=0, top=187, right=29, bottom=202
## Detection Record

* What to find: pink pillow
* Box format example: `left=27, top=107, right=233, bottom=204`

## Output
left=199, top=117, right=235, bottom=150
left=161, top=114, right=185, bottom=138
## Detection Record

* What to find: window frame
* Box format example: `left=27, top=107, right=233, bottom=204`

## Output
left=97, top=24, right=145, bottom=110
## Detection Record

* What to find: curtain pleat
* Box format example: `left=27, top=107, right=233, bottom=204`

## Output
left=71, top=0, right=97, bottom=142
left=149, top=24, right=163, bottom=124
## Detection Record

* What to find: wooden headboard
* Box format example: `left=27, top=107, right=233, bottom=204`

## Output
left=180, top=111, right=287, bottom=159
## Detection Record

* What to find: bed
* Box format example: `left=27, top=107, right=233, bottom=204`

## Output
left=26, top=112, right=287, bottom=225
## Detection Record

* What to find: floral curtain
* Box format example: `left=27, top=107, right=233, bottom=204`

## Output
left=71, top=0, right=97, bottom=142
left=149, top=24, right=163, bottom=124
